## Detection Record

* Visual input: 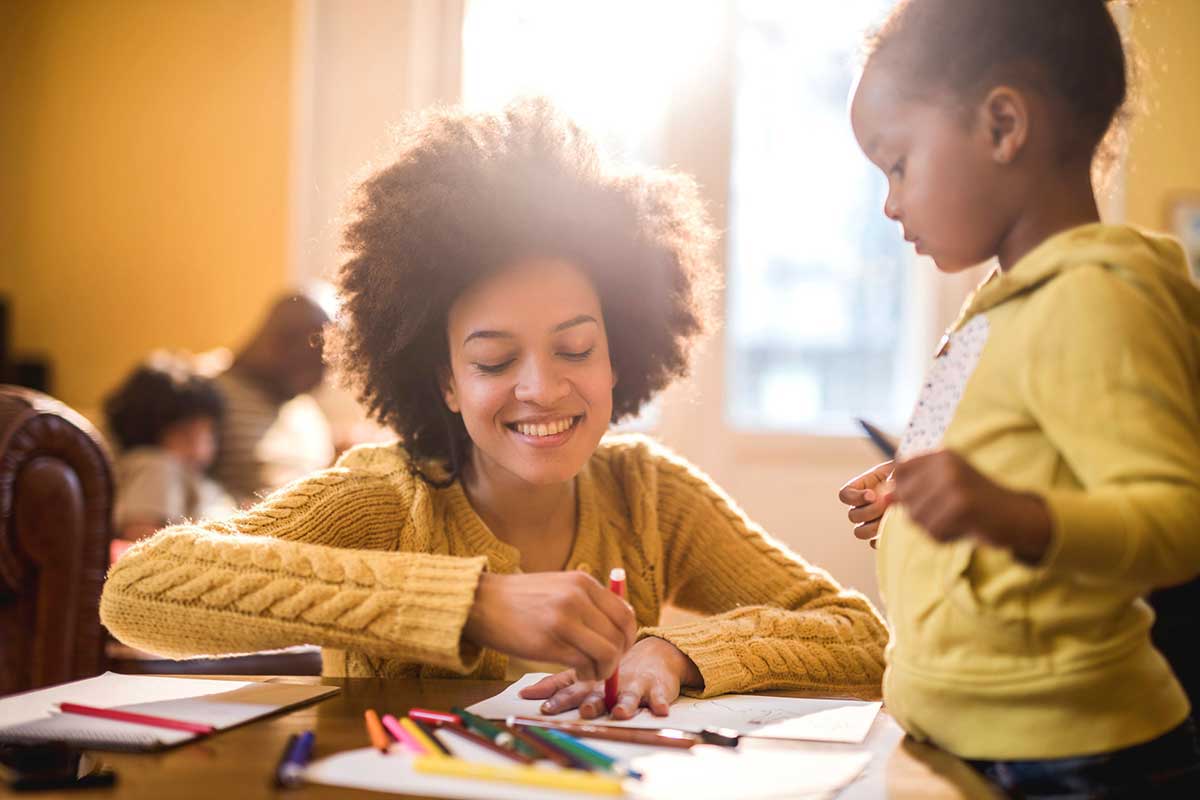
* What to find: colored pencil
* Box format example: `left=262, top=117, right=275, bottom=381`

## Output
left=508, top=716, right=697, bottom=749
left=440, top=723, right=535, bottom=765
left=403, top=717, right=449, bottom=756
left=504, top=722, right=576, bottom=767
left=538, top=726, right=642, bottom=778
left=604, top=567, right=627, bottom=711
left=412, top=755, right=625, bottom=795
left=58, top=702, right=214, bottom=734
left=516, top=725, right=595, bottom=771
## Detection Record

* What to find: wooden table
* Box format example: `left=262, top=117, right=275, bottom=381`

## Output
left=0, top=677, right=1000, bottom=799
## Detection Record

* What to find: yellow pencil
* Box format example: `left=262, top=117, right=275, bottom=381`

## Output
left=413, top=755, right=625, bottom=795
left=400, top=716, right=445, bottom=757
left=364, top=708, right=390, bottom=753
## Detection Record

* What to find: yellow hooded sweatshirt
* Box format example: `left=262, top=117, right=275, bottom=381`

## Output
left=878, top=223, right=1200, bottom=760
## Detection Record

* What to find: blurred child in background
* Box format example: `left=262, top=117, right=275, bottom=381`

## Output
left=104, top=352, right=234, bottom=557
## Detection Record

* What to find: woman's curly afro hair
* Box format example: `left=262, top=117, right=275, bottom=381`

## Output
left=325, top=98, right=719, bottom=473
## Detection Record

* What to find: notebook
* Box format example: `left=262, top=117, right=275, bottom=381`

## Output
left=0, top=672, right=338, bottom=751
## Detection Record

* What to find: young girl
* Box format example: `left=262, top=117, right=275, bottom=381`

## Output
left=104, top=353, right=235, bottom=549
left=842, top=0, right=1200, bottom=794
left=102, top=100, right=887, bottom=719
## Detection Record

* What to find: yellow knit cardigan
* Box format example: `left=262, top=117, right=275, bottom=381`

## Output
left=101, top=434, right=887, bottom=698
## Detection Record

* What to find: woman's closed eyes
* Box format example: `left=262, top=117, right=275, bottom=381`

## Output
left=472, top=345, right=596, bottom=376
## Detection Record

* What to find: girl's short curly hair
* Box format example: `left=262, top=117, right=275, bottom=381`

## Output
left=325, top=99, right=719, bottom=472
left=104, top=353, right=224, bottom=451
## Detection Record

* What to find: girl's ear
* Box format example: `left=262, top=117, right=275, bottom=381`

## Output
left=980, top=86, right=1029, bottom=165
left=439, top=366, right=460, bottom=413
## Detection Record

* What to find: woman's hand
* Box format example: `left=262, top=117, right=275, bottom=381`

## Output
left=838, top=461, right=895, bottom=546
left=463, top=571, right=636, bottom=682
left=518, top=637, right=702, bottom=720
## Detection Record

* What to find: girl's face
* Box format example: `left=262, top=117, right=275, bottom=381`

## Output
left=442, top=258, right=616, bottom=488
left=161, top=415, right=218, bottom=470
left=850, top=62, right=1013, bottom=273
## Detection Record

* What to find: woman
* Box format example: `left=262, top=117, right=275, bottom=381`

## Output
left=101, top=100, right=887, bottom=719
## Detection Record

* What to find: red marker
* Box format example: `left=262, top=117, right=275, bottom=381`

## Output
left=408, top=708, right=462, bottom=727
left=604, top=567, right=627, bottom=712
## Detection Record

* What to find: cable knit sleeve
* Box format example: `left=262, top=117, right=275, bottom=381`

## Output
left=635, top=446, right=887, bottom=700
left=100, top=465, right=488, bottom=673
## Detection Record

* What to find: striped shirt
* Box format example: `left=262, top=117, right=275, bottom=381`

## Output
left=211, top=368, right=334, bottom=505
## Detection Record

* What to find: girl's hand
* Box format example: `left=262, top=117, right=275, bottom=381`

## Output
left=463, top=571, right=637, bottom=682
left=838, top=461, right=895, bottom=546
left=892, top=449, right=1051, bottom=563
left=518, top=637, right=702, bottom=720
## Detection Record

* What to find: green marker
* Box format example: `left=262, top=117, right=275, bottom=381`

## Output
left=451, top=706, right=538, bottom=758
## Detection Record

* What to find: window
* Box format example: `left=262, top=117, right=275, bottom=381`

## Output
left=726, top=0, right=912, bottom=434
left=462, top=0, right=719, bottom=167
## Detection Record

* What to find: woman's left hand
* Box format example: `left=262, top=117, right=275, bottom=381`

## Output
left=518, top=636, right=702, bottom=720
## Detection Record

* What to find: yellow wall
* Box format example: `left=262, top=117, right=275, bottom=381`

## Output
left=2, top=0, right=294, bottom=414
left=1125, top=0, right=1200, bottom=229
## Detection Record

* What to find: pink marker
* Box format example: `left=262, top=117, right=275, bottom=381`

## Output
left=381, top=713, right=428, bottom=755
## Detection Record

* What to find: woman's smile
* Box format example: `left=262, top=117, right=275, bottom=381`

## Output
left=506, top=414, right=584, bottom=447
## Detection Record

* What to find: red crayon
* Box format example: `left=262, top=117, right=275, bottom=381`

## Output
left=604, top=567, right=627, bottom=712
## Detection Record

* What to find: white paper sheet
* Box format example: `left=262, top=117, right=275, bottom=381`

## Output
left=0, top=672, right=255, bottom=727
left=304, top=746, right=870, bottom=800
left=467, top=673, right=882, bottom=744
left=0, top=672, right=336, bottom=750
left=627, top=747, right=871, bottom=800
left=305, top=747, right=631, bottom=800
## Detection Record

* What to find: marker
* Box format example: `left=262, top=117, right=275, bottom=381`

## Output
left=452, top=706, right=537, bottom=758
left=364, top=709, right=390, bottom=753
left=381, top=713, right=427, bottom=755
left=274, top=730, right=314, bottom=788
left=855, top=418, right=897, bottom=460
left=604, top=567, right=627, bottom=712
left=408, top=708, right=462, bottom=727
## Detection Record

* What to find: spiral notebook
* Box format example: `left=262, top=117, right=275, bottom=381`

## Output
left=0, top=672, right=338, bottom=751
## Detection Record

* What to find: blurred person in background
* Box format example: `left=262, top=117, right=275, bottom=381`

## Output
left=104, top=352, right=235, bottom=559
left=210, top=293, right=336, bottom=505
